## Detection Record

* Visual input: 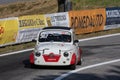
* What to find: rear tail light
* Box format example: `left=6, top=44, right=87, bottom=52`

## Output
left=30, top=52, right=34, bottom=64
left=70, top=53, right=76, bottom=65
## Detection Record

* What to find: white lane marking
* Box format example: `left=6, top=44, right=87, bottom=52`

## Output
left=0, top=33, right=120, bottom=57
left=54, top=59, right=120, bottom=80
left=79, top=33, right=120, bottom=42
left=0, top=48, right=34, bottom=57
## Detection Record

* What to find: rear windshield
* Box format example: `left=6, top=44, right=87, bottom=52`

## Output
left=38, top=30, right=71, bottom=42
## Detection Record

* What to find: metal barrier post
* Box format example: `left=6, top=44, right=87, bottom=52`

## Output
left=58, top=0, right=72, bottom=12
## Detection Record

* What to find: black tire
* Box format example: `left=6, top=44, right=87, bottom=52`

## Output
left=30, top=63, right=35, bottom=68
left=77, top=57, right=82, bottom=65
left=77, top=48, right=82, bottom=65
left=70, top=64, right=76, bottom=70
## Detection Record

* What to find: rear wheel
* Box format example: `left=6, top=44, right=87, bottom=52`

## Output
left=30, top=63, right=36, bottom=68
left=70, top=64, right=76, bottom=70
left=77, top=58, right=82, bottom=65
left=77, top=48, right=82, bottom=65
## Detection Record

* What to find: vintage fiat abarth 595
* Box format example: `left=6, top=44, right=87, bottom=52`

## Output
left=30, top=26, right=82, bottom=70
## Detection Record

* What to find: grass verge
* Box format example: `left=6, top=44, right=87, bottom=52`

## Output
left=72, top=0, right=120, bottom=10
left=0, top=0, right=57, bottom=18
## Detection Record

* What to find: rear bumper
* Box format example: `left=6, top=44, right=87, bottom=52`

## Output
left=34, top=59, right=71, bottom=66
left=34, top=53, right=77, bottom=66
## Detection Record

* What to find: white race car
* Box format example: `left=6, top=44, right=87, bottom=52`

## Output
left=29, top=26, right=82, bottom=70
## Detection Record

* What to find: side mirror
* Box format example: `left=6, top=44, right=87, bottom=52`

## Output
left=32, top=39, right=37, bottom=42
left=73, top=40, right=79, bottom=46
left=74, top=40, right=79, bottom=43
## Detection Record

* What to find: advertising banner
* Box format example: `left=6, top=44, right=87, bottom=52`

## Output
left=0, top=17, right=18, bottom=46
left=17, top=14, right=47, bottom=43
left=18, top=14, right=47, bottom=30
left=45, top=12, right=69, bottom=27
left=105, top=7, right=120, bottom=30
left=69, top=8, right=106, bottom=34
left=16, top=28, right=41, bottom=43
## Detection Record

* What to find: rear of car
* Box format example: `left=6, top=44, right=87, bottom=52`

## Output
left=30, top=26, right=82, bottom=69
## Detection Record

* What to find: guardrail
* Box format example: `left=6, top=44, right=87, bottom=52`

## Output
left=0, top=7, right=120, bottom=47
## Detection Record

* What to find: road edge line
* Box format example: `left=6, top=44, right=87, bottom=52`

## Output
left=79, top=33, right=120, bottom=42
left=0, top=48, right=34, bottom=57
left=54, top=59, right=120, bottom=80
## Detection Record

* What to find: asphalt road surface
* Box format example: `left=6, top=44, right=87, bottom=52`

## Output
left=0, top=34, right=120, bottom=80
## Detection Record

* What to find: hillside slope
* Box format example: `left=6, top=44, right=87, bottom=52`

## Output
left=0, top=0, right=120, bottom=18
left=0, top=0, right=57, bottom=18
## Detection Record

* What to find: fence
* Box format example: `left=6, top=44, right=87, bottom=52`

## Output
left=0, top=7, right=120, bottom=47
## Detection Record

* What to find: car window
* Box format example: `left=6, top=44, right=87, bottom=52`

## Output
left=38, top=30, right=71, bottom=42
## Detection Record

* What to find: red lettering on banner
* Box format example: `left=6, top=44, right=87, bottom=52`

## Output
left=0, top=26, right=4, bottom=35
